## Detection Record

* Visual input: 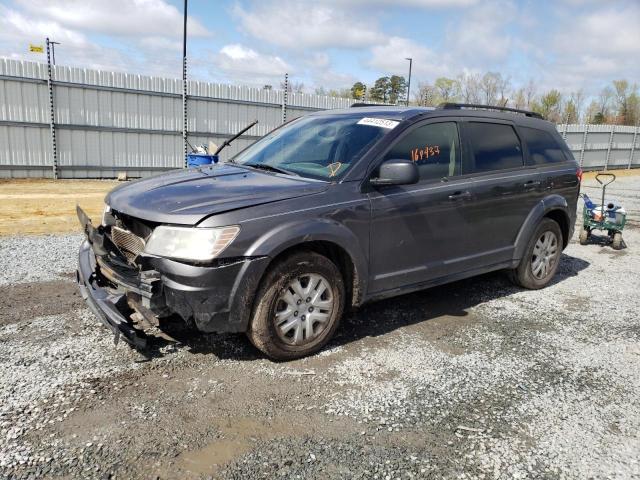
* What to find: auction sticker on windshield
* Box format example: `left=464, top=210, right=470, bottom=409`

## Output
left=357, top=117, right=400, bottom=129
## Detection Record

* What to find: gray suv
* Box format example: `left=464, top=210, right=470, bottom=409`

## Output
left=77, top=103, right=580, bottom=360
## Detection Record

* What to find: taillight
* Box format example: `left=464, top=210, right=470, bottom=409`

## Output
left=576, top=168, right=583, bottom=183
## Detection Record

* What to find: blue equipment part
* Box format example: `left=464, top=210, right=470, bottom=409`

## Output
left=187, top=154, right=218, bottom=167
left=582, top=193, right=595, bottom=210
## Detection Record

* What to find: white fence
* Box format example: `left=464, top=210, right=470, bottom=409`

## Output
left=0, top=58, right=638, bottom=178
left=559, top=124, right=639, bottom=171
left=0, top=58, right=354, bottom=178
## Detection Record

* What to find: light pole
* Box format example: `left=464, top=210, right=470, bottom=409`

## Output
left=50, top=40, right=60, bottom=64
left=405, top=57, right=412, bottom=106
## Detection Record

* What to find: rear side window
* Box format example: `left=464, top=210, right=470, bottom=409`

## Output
left=521, top=127, right=567, bottom=165
left=465, top=122, right=523, bottom=173
left=383, top=122, right=461, bottom=181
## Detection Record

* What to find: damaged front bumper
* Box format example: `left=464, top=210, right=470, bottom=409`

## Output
left=76, top=207, right=269, bottom=349
left=77, top=240, right=149, bottom=348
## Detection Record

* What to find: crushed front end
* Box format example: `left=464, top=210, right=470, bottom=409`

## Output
left=76, top=206, right=267, bottom=349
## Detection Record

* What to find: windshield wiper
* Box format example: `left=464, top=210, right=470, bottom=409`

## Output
left=215, top=120, right=258, bottom=156
left=243, top=163, right=299, bottom=176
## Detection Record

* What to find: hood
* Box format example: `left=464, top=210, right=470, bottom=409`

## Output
left=106, top=163, right=328, bottom=225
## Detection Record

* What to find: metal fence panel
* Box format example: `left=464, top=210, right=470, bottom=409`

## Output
left=1, top=58, right=639, bottom=178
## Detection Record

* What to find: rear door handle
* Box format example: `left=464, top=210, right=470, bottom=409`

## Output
left=523, top=180, right=541, bottom=189
left=448, top=190, right=471, bottom=200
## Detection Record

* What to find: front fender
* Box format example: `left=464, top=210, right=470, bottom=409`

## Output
left=513, top=195, right=570, bottom=262
left=244, top=218, right=369, bottom=303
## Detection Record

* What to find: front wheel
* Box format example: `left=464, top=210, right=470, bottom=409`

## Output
left=247, top=251, right=345, bottom=360
left=510, top=218, right=563, bottom=290
left=579, top=228, right=589, bottom=245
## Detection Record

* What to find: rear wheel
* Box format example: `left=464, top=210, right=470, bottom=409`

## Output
left=247, top=251, right=345, bottom=360
left=510, top=218, right=563, bottom=290
left=612, top=232, right=623, bottom=250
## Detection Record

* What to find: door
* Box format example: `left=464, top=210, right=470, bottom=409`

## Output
left=454, top=120, right=537, bottom=267
left=368, top=120, right=477, bottom=293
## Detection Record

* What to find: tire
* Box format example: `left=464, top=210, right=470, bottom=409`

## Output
left=510, top=218, right=563, bottom=290
left=579, top=228, right=589, bottom=245
left=247, top=251, right=345, bottom=360
left=612, top=232, right=623, bottom=250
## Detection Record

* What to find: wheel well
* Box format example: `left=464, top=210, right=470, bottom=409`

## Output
left=545, top=209, right=570, bottom=248
left=265, top=241, right=360, bottom=308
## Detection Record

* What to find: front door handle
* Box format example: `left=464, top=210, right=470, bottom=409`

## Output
left=523, top=180, right=541, bottom=189
left=448, top=190, right=471, bottom=200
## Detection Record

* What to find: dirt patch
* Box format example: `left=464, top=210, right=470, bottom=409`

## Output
left=0, top=179, right=118, bottom=236
left=0, top=279, right=83, bottom=326
left=2, top=175, right=640, bottom=479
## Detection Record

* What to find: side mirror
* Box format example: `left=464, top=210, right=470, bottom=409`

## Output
left=370, top=159, right=419, bottom=186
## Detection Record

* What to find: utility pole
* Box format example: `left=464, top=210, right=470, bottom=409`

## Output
left=49, top=41, right=60, bottom=64
left=405, top=57, right=412, bottom=106
left=182, top=0, right=188, bottom=167
left=282, top=73, right=288, bottom=124
left=45, top=38, right=58, bottom=179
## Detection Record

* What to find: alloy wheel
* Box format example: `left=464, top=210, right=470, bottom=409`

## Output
left=274, top=274, right=334, bottom=346
left=531, top=231, right=559, bottom=279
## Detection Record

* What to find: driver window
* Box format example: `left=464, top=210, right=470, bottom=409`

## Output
left=383, top=122, right=461, bottom=181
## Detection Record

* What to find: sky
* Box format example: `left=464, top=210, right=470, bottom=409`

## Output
left=0, top=0, right=638, bottom=98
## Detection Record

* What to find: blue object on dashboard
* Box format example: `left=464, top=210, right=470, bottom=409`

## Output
left=187, top=154, right=218, bottom=167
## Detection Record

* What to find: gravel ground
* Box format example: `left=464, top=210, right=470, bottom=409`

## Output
left=0, top=234, right=83, bottom=286
left=0, top=175, right=639, bottom=479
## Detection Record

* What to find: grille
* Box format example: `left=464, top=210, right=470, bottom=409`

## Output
left=111, top=226, right=146, bottom=262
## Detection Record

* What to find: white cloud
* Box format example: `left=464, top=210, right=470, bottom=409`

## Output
left=233, top=2, right=382, bottom=50
left=445, top=0, right=516, bottom=65
left=0, top=0, right=212, bottom=77
left=330, top=0, right=477, bottom=6
left=368, top=36, right=451, bottom=79
left=536, top=4, right=640, bottom=93
left=555, top=7, right=640, bottom=57
left=214, top=44, right=292, bottom=84
left=0, top=5, right=131, bottom=72
left=15, top=0, right=210, bottom=38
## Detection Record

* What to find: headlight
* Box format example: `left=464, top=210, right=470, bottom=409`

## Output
left=144, top=225, right=240, bottom=261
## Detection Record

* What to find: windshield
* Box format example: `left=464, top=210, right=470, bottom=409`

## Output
left=229, top=114, right=394, bottom=180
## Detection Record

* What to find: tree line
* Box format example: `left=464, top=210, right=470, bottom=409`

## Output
left=313, top=73, right=639, bottom=126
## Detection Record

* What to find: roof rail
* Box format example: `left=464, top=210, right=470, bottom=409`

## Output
left=438, top=102, right=544, bottom=119
left=350, top=102, right=386, bottom=107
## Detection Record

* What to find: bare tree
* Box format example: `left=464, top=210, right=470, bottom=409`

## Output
left=457, top=72, right=481, bottom=104
left=597, top=86, right=614, bottom=121
left=496, top=74, right=511, bottom=107
left=524, top=79, right=537, bottom=109
left=613, top=80, right=631, bottom=124
left=480, top=72, right=501, bottom=105
left=281, top=80, right=305, bottom=94
left=585, top=100, right=600, bottom=124
left=568, top=90, right=585, bottom=124
left=512, top=88, right=526, bottom=109
left=415, top=81, right=439, bottom=106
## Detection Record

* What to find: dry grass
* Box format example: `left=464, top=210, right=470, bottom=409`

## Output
left=0, top=179, right=118, bottom=236
left=1, top=168, right=638, bottom=236
left=583, top=169, right=640, bottom=179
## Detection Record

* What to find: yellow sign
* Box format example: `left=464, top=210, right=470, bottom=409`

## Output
left=29, top=44, right=44, bottom=53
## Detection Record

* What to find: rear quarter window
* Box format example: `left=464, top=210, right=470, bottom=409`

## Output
left=521, top=127, right=567, bottom=165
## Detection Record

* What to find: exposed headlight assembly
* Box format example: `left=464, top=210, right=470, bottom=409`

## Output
left=102, top=203, right=112, bottom=226
left=144, top=225, right=240, bottom=262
